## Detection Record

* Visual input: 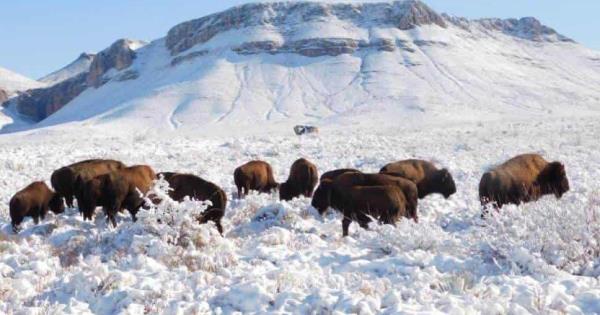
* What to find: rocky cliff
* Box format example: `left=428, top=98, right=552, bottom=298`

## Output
left=13, top=39, right=144, bottom=121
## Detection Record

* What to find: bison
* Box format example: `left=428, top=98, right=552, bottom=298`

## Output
left=380, top=159, right=456, bottom=199
left=332, top=172, right=419, bottom=222
left=78, top=165, right=156, bottom=227
left=161, top=173, right=227, bottom=234
left=279, top=158, right=319, bottom=201
left=319, top=168, right=360, bottom=182
left=332, top=184, right=408, bottom=237
left=51, top=159, right=125, bottom=208
left=234, top=160, right=278, bottom=198
left=10, top=181, right=65, bottom=232
left=479, top=153, right=569, bottom=209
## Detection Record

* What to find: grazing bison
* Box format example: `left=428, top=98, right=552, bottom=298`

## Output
left=333, top=184, right=408, bottom=237
left=319, top=168, right=360, bottom=182
left=279, top=158, right=319, bottom=201
left=332, top=172, right=419, bottom=222
left=10, top=182, right=65, bottom=232
left=380, top=159, right=456, bottom=199
left=78, top=165, right=155, bottom=227
left=51, top=159, right=125, bottom=208
left=162, top=173, right=227, bottom=234
left=479, top=153, right=569, bottom=209
left=234, top=160, right=278, bottom=198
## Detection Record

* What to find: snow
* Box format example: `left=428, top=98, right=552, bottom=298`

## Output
left=0, top=67, right=44, bottom=96
left=1, top=117, right=600, bottom=313
left=38, top=54, right=94, bottom=86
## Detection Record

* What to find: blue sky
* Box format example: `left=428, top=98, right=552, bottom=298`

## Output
left=1, top=0, right=598, bottom=79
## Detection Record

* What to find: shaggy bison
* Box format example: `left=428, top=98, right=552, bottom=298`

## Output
left=380, top=159, right=456, bottom=199
left=161, top=173, right=227, bottom=234
left=279, top=158, right=319, bottom=201
left=234, top=160, right=278, bottom=198
left=78, top=165, right=156, bottom=227
left=10, top=181, right=65, bottom=232
left=479, top=153, right=569, bottom=209
left=51, top=159, right=125, bottom=208
left=319, top=168, right=359, bottom=182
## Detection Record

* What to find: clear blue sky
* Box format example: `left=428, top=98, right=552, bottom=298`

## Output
left=1, top=0, right=598, bottom=79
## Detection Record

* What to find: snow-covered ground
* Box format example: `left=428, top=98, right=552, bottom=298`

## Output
left=1, top=116, right=599, bottom=314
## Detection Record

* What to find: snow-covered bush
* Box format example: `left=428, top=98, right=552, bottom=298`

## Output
left=480, top=191, right=600, bottom=276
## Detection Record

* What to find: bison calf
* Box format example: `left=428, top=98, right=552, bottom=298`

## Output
left=380, top=159, right=456, bottom=199
left=279, top=158, right=318, bottom=201
left=10, top=182, right=65, bottom=232
left=234, top=160, right=278, bottom=198
left=161, top=173, right=227, bottom=234
left=479, top=153, right=569, bottom=209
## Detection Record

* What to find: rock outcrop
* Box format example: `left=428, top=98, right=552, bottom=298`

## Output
left=13, top=39, right=144, bottom=121
left=15, top=73, right=88, bottom=121
left=0, top=89, right=8, bottom=104
left=166, top=0, right=446, bottom=55
left=87, top=39, right=140, bottom=87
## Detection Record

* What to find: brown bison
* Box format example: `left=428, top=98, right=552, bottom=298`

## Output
left=479, top=153, right=569, bottom=209
left=161, top=173, right=227, bottom=234
left=319, top=168, right=360, bottom=182
left=234, top=160, right=278, bottom=198
left=332, top=172, right=419, bottom=222
left=78, top=165, right=156, bottom=227
left=279, top=158, right=319, bottom=201
left=333, top=184, right=408, bottom=237
left=10, top=181, right=65, bottom=232
left=51, top=159, right=125, bottom=208
left=380, top=159, right=456, bottom=199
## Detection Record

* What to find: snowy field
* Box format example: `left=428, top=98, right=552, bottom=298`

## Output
left=1, top=116, right=600, bottom=314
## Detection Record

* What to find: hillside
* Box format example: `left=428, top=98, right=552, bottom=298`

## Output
left=4, top=0, right=599, bottom=135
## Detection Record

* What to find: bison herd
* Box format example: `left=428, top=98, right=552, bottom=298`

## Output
left=8, top=153, right=570, bottom=236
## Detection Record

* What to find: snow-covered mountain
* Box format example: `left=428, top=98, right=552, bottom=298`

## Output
left=0, top=67, right=44, bottom=100
left=39, top=53, right=95, bottom=86
left=6, top=0, right=600, bottom=134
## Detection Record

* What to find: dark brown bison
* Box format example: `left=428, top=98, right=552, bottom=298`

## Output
left=78, top=165, right=156, bottom=227
left=234, top=160, right=278, bottom=198
left=51, top=159, right=125, bottom=208
left=319, top=168, right=360, bottom=182
left=380, top=159, right=456, bottom=199
left=333, top=184, right=408, bottom=237
left=10, top=181, right=65, bottom=232
left=279, top=158, right=319, bottom=201
left=479, top=153, right=569, bottom=209
left=161, top=173, right=227, bottom=234
left=332, top=172, right=419, bottom=222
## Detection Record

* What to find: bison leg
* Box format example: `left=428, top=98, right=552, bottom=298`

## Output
left=215, top=220, right=224, bottom=235
left=33, top=216, right=40, bottom=225
left=66, top=195, right=74, bottom=208
left=342, top=217, right=352, bottom=237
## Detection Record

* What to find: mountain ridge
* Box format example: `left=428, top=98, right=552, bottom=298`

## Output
left=2, top=0, right=599, bottom=134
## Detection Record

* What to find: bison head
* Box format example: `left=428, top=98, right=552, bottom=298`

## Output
left=436, top=169, right=457, bottom=199
left=542, top=162, right=570, bottom=198
left=279, top=182, right=297, bottom=201
left=311, top=180, right=333, bottom=215
left=48, top=193, right=65, bottom=214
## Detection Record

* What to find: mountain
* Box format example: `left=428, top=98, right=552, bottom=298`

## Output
left=6, top=0, right=600, bottom=134
left=39, top=53, right=95, bottom=86
left=0, top=67, right=44, bottom=102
